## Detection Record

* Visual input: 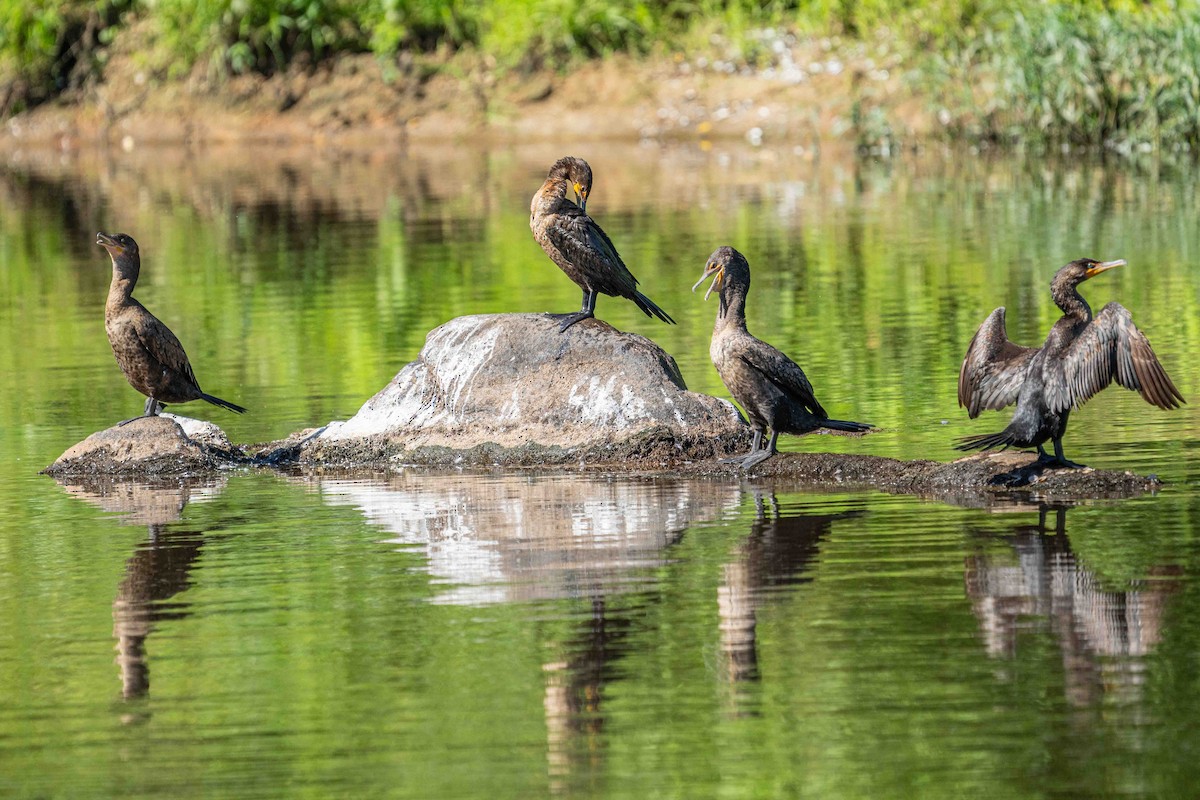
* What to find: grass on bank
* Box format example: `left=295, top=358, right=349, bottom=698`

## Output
left=1, top=0, right=1198, bottom=149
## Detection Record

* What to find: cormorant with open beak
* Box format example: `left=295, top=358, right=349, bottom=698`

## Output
left=694, top=246, right=872, bottom=469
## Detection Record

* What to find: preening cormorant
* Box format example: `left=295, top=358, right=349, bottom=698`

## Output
left=98, top=232, right=247, bottom=422
left=957, top=257, right=1183, bottom=467
left=694, top=246, right=872, bottom=469
left=530, top=156, right=675, bottom=332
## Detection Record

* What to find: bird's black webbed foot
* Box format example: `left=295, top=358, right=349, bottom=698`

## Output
left=1047, top=440, right=1086, bottom=469
left=738, top=449, right=776, bottom=471
left=546, top=310, right=596, bottom=332
left=722, top=431, right=764, bottom=465
left=117, top=398, right=164, bottom=427
left=1049, top=458, right=1087, bottom=470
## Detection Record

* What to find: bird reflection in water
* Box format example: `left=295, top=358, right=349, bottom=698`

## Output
left=113, top=524, right=205, bottom=702
left=543, top=597, right=644, bottom=796
left=964, top=504, right=1180, bottom=707
left=56, top=477, right=221, bottom=708
left=718, top=490, right=864, bottom=716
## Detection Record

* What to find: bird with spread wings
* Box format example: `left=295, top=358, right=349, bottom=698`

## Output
left=956, top=257, right=1183, bottom=467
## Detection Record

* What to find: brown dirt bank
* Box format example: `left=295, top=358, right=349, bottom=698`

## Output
left=3, top=34, right=924, bottom=150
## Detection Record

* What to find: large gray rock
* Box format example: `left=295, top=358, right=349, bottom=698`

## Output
left=306, top=313, right=745, bottom=464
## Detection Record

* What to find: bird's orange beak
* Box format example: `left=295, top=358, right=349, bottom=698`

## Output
left=1085, top=258, right=1125, bottom=278
left=692, top=261, right=724, bottom=300
left=573, top=182, right=588, bottom=212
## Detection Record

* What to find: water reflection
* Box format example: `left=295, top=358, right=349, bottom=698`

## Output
left=304, top=471, right=739, bottom=605
left=57, top=477, right=224, bottom=702
left=964, top=505, right=1181, bottom=707
left=543, top=597, right=638, bottom=795
left=719, top=490, right=864, bottom=713
left=303, top=470, right=743, bottom=793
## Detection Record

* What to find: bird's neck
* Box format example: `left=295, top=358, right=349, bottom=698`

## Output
left=1052, top=283, right=1091, bottom=320
left=716, top=286, right=749, bottom=333
left=107, top=262, right=139, bottom=308
left=532, top=178, right=569, bottom=216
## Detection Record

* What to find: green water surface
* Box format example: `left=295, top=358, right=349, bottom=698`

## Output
left=2, top=143, right=1199, bottom=799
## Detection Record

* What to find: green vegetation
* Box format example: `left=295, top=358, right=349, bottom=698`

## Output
left=924, top=2, right=1200, bottom=150
left=0, top=0, right=1198, bottom=148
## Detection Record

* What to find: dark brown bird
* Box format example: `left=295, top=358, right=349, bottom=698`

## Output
left=957, top=257, right=1183, bottom=467
left=530, top=156, right=675, bottom=331
left=694, top=246, right=871, bottom=469
left=98, top=232, right=246, bottom=422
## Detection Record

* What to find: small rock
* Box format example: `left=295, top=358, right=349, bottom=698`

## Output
left=43, top=415, right=246, bottom=477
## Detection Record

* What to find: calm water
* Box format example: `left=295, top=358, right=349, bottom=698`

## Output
left=2, top=143, right=1200, bottom=798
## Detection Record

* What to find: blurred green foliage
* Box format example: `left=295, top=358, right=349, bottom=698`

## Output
left=924, top=2, right=1200, bottom=149
left=0, top=0, right=126, bottom=112
left=0, top=0, right=1198, bottom=147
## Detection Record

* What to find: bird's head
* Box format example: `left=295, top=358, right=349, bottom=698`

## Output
left=97, top=232, right=141, bottom=279
left=548, top=156, right=592, bottom=211
left=97, top=231, right=139, bottom=258
left=693, top=245, right=750, bottom=301
left=1053, top=257, right=1125, bottom=290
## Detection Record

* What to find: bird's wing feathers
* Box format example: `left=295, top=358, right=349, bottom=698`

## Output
left=737, top=339, right=826, bottom=418
left=543, top=207, right=639, bottom=295
left=958, top=307, right=1039, bottom=418
left=132, top=307, right=201, bottom=390
left=1050, top=301, right=1184, bottom=413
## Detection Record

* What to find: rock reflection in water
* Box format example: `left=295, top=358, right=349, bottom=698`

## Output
left=307, top=471, right=739, bottom=605
left=964, top=505, right=1180, bottom=706
left=305, top=471, right=739, bottom=793
left=57, top=477, right=224, bottom=701
left=719, top=491, right=864, bottom=713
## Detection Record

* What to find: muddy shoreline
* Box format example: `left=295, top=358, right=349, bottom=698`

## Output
left=43, top=416, right=1161, bottom=508
left=2, top=39, right=923, bottom=152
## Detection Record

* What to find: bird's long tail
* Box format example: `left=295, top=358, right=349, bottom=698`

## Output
left=632, top=291, right=676, bottom=324
left=954, top=429, right=1013, bottom=452
left=201, top=393, right=248, bottom=414
left=821, top=418, right=873, bottom=434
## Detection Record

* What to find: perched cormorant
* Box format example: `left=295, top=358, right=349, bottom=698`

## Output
left=694, top=246, right=872, bottom=469
left=957, top=257, right=1183, bottom=467
left=98, top=232, right=247, bottom=422
left=530, top=156, right=675, bottom=332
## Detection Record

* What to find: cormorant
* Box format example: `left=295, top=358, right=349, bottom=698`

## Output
left=98, top=232, right=247, bottom=422
left=957, top=257, right=1183, bottom=467
left=694, top=246, right=872, bottom=469
left=530, top=156, right=675, bottom=331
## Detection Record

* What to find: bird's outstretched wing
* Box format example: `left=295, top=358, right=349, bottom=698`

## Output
left=132, top=303, right=201, bottom=391
left=543, top=206, right=639, bottom=296
left=738, top=338, right=826, bottom=418
left=958, top=307, right=1040, bottom=418
left=1046, top=301, right=1184, bottom=413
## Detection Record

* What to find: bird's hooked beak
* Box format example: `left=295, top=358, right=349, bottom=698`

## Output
left=692, top=260, right=724, bottom=300
left=1085, top=258, right=1126, bottom=278
left=96, top=231, right=124, bottom=255
left=573, top=181, right=588, bottom=212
